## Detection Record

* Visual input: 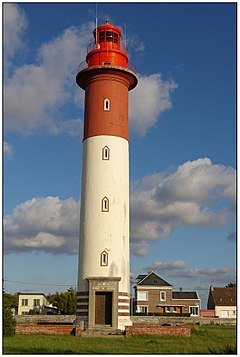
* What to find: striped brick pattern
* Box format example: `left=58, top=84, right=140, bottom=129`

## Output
left=118, top=292, right=130, bottom=317
left=76, top=292, right=89, bottom=320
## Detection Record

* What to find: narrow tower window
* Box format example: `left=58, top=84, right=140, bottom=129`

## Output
left=102, top=146, right=110, bottom=160
left=104, top=98, right=110, bottom=111
left=100, top=250, right=108, bottom=266
left=102, top=197, right=109, bottom=212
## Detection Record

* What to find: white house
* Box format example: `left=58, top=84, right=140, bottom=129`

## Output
left=18, top=293, right=49, bottom=315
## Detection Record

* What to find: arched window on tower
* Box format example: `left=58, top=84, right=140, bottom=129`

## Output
left=100, top=250, right=108, bottom=266
left=102, top=146, right=110, bottom=160
left=102, top=197, right=109, bottom=212
left=104, top=98, right=110, bottom=111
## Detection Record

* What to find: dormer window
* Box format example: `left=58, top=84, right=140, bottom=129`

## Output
left=104, top=98, right=110, bottom=111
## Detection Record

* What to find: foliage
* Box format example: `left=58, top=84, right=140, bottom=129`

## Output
left=3, top=292, right=19, bottom=309
left=3, top=325, right=236, bottom=354
left=226, top=282, right=236, bottom=288
left=47, top=287, right=76, bottom=315
left=3, top=293, right=16, bottom=337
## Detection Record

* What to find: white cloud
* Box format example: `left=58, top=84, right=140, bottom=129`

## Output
left=3, top=5, right=177, bottom=138
left=145, top=260, right=186, bottom=272
left=130, top=158, right=236, bottom=256
left=129, top=73, right=178, bottom=136
left=3, top=141, right=13, bottom=158
left=143, top=260, right=235, bottom=286
left=3, top=3, right=27, bottom=62
left=4, top=21, right=93, bottom=136
left=4, top=158, right=235, bottom=256
left=4, top=196, right=80, bottom=255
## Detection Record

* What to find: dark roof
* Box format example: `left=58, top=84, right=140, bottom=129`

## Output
left=136, top=271, right=172, bottom=287
left=172, top=291, right=199, bottom=300
left=210, top=287, right=236, bottom=306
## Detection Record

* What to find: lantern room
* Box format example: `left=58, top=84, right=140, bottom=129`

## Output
left=86, top=21, right=128, bottom=68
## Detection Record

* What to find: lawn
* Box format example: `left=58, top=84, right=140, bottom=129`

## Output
left=3, top=325, right=236, bottom=354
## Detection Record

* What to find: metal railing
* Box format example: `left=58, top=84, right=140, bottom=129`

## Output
left=77, top=60, right=137, bottom=74
left=87, top=41, right=128, bottom=54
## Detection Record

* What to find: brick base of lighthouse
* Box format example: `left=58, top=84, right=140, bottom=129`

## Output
left=76, top=277, right=132, bottom=331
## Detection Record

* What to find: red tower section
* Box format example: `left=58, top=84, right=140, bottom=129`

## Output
left=76, top=21, right=138, bottom=141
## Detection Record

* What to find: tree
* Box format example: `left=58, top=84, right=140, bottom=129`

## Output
left=226, top=283, right=236, bottom=288
left=47, top=287, right=77, bottom=315
left=3, top=292, right=16, bottom=337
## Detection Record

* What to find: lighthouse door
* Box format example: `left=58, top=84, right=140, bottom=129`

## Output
left=95, top=292, right=112, bottom=325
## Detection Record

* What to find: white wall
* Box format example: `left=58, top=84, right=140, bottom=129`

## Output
left=215, top=306, right=237, bottom=318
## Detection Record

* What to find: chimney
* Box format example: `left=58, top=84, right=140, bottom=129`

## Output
left=180, top=287, right=183, bottom=292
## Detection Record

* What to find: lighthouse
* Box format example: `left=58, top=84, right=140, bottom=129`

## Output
left=76, top=21, right=138, bottom=331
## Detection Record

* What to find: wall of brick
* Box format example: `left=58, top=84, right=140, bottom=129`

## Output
left=131, top=316, right=236, bottom=326
left=15, top=315, right=76, bottom=324
left=125, top=324, right=191, bottom=337
left=16, top=324, right=82, bottom=336
left=200, top=310, right=215, bottom=317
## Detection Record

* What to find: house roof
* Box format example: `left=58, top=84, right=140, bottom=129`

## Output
left=136, top=271, right=172, bottom=287
left=210, top=287, right=236, bottom=306
left=172, top=291, right=199, bottom=300
left=18, top=293, right=46, bottom=297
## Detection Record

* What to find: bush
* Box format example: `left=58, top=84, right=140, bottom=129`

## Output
left=3, top=305, right=16, bottom=337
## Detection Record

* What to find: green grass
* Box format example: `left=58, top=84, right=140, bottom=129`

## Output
left=3, top=325, right=236, bottom=354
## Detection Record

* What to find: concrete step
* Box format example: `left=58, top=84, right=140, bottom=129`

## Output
left=82, top=327, right=124, bottom=337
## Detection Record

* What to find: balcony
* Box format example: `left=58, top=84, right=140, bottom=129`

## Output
left=77, top=60, right=137, bottom=75
left=87, top=41, right=128, bottom=54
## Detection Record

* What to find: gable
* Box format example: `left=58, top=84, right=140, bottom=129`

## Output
left=211, top=287, right=236, bottom=306
left=137, top=271, right=172, bottom=287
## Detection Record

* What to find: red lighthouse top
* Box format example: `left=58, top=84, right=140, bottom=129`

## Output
left=86, top=20, right=128, bottom=68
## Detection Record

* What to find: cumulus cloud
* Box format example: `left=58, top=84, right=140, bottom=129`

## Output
left=3, top=3, right=27, bottom=69
left=3, top=141, right=13, bottom=158
left=4, top=17, right=93, bottom=136
left=130, top=158, right=236, bottom=255
left=4, top=158, right=236, bottom=256
left=4, top=196, right=80, bottom=255
left=3, top=4, right=177, bottom=138
left=129, top=73, right=178, bottom=136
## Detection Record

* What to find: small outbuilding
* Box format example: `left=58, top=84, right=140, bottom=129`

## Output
left=207, top=286, right=236, bottom=318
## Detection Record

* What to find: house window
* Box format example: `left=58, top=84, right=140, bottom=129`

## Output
left=137, top=291, right=148, bottom=301
left=137, top=305, right=148, bottom=314
left=100, top=250, right=108, bottom=266
left=160, top=291, right=166, bottom=301
left=189, top=306, right=199, bottom=316
left=22, top=311, right=28, bottom=315
left=33, top=299, right=40, bottom=306
left=102, top=146, right=110, bottom=160
left=104, top=98, right=110, bottom=111
left=22, top=299, right=28, bottom=306
left=102, top=197, right=109, bottom=212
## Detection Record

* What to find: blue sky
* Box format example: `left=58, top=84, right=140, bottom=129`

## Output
left=3, top=2, right=236, bottom=308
